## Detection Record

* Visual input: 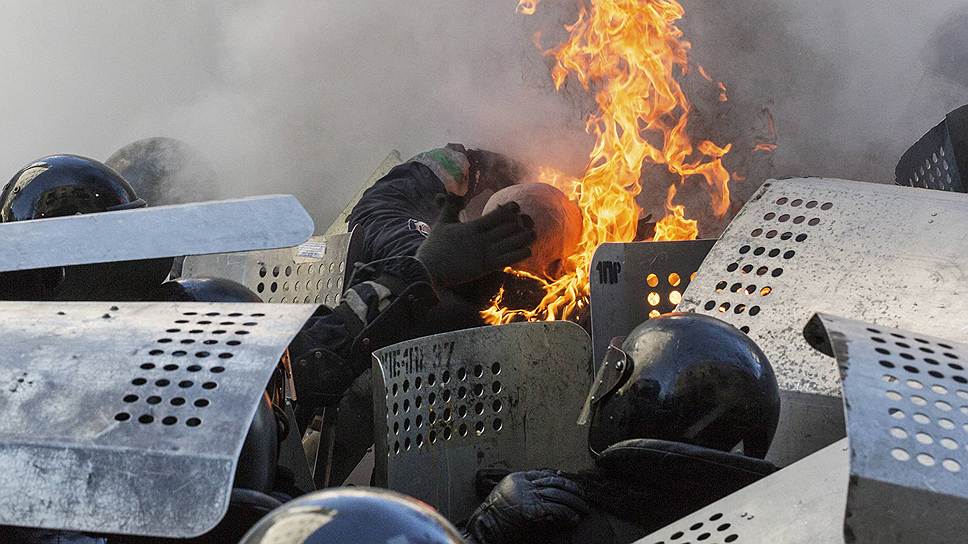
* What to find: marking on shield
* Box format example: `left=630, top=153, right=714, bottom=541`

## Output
left=372, top=321, right=595, bottom=521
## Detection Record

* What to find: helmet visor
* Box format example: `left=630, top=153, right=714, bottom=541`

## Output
left=577, top=336, right=631, bottom=425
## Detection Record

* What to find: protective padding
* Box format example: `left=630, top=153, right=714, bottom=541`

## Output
left=0, top=195, right=313, bottom=272
left=637, top=440, right=849, bottom=544
left=896, top=105, right=968, bottom=192
left=372, top=321, right=595, bottom=521
left=0, top=301, right=316, bottom=538
left=589, top=240, right=714, bottom=368
left=180, top=228, right=361, bottom=306
left=807, top=313, right=968, bottom=544
left=678, top=178, right=968, bottom=464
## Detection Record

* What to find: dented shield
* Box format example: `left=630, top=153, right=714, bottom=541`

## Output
left=678, top=178, right=968, bottom=464
left=806, top=313, right=968, bottom=544
left=0, top=301, right=316, bottom=538
left=372, top=321, right=595, bottom=521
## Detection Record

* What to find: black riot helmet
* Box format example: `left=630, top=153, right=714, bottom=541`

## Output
left=105, top=137, right=217, bottom=206
left=0, top=155, right=168, bottom=302
left=0, top=154, right=144, bottom=222
left=580, top=313, right=780, bottom=459
left=239, top=488, right=464, bottom=544
left=147, top=277, right=263, bottom=303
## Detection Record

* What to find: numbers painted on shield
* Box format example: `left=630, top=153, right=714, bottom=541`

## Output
left=596, top=260, right=622, bottom=285
left=383, top=340, right=456, bottom=378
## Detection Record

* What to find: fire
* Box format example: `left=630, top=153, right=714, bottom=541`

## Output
left=486, top=0, right=733, bottom=324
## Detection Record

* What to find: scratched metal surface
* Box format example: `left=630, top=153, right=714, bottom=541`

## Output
left=0, top=301, right=315, bottom=537
left=0, top=195, right=314, bottom=272
left=678, top=178, right=968, bottom=464
left=637, top=439, right=849, bottom=544
left=808, top=313, right=968, bottom=544
left=371, top=321, right=595, bottom=521
left=180, top=228, right=360, bottom=306
left=589, top=240, right=714, bottom=368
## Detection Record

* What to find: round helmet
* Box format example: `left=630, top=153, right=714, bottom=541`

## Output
left=0, top=154, right=144, bottom=222
left=146, top=277, right=263, bottom=303
left=580, top=313, right=780, bottom=458
left=240, top=487, right=463, bottom=544
left=105, top=137, right=217, bottom=206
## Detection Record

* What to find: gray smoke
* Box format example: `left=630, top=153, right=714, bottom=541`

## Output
left=0, top=1, right=964, bottom=231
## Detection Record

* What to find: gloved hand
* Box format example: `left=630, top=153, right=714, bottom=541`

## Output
left=446, top=143, right=529, bottom=195
left=416, top=193, right=535, bottom=289
left=465, top=470, right=590, bottom=544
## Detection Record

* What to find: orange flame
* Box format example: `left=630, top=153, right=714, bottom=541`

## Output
left=486, top=0, right=733, bottom=324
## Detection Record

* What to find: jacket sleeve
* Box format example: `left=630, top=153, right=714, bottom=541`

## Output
left=348, top=147, right=471, bottom=263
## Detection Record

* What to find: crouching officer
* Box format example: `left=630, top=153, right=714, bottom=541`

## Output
left=465, top=313, right=782, bottom=544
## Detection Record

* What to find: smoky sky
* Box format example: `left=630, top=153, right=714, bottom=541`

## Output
left=0, top=1, right=964, bottom=229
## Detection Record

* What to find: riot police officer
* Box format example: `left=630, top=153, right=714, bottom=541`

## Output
left=0, top=154, right=170, bottom=301
left=465, top=313, right=782, bottom=544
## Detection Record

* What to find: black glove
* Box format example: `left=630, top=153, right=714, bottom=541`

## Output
left=446, top=143, right=529, bottom=195
left=465, top=470, right=591, bottom=544
left=416, top=193, right=535, bottom=289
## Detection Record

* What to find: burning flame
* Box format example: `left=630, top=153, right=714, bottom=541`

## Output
left=484, top=0, right=733, bottom=324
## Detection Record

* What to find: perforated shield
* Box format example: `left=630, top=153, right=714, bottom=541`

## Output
left=678, top=177, right=968, bottom=464
left=637, top=440, right=849, bottom=544
left=0, top=195, right=313, bottom=272
left=806, top=313, right=968, bottom=544
left=372, top=322, right=595, bottom=521
left=589, top=240, right=714, bottom=367
left=0, top=301, right=316, bottom=537
left=180, top=228, right=361, bottom=306
left=895, top=105, right=968, bottom=192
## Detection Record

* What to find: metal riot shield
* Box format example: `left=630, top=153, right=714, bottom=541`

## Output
left=0, top=301, right=316, bottom=538
left=179, top=228, right=362, bottom=306
left=896, top=104, right=968, bottom=192
left=371, top=321, right=595, bottom=521
left=589, top=240, right=714, bottom=368
left=637, top=440, right=850, bottom=544
left=0, top=195, right=313, bottom=272
left=806, top=313, right=968, bottom=544
left=678, top=177, right=968, bottom=465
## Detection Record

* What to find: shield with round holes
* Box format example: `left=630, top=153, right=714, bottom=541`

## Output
left=0, top=301, right=316, bottom=538
left=0, top=195, right=313, bottom=273
left=638, top=439, right=849, bottom=544
left=895, top=104, right=968, bottom=192
left=589, top=240, right=714, bottom=369
left=678, top=177, right=968, bottom=465
left=371, top=321, right=595, bottom=521
left=805, top=313, right=968, bottom=544
left=179, top=228, right=361, bottom=306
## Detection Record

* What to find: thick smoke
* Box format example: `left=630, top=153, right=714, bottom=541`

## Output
left=0, top=1, right=964, bottom=230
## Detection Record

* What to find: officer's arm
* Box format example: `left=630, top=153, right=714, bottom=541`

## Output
left=287, top=256, right=437, bottom=409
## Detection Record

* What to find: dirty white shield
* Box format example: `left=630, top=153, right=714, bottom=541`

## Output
left=372, top=321, right=595, bottom=521
left=678, top=177, right=968, bottom=465
left=0, top=301, right=316, bottom=538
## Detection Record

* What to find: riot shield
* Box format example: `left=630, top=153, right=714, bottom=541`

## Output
left=589, top=240, right=714, bottom=367
left=0, top=301, right=317, bottom=538
left=324, top=150, right=402, bottom=236
left=179, top=228, right=362, bottom=305
left=896, top=104, right=968, bottom=192
left=0, top=195, right=313, bottom=272
left=806, top=313, right=968, bottom=544
left=371, top=321, right=595, bottom=521
left=637, top=440, right=849, bottom=544
left=678, top=177, right=968, bottom=465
